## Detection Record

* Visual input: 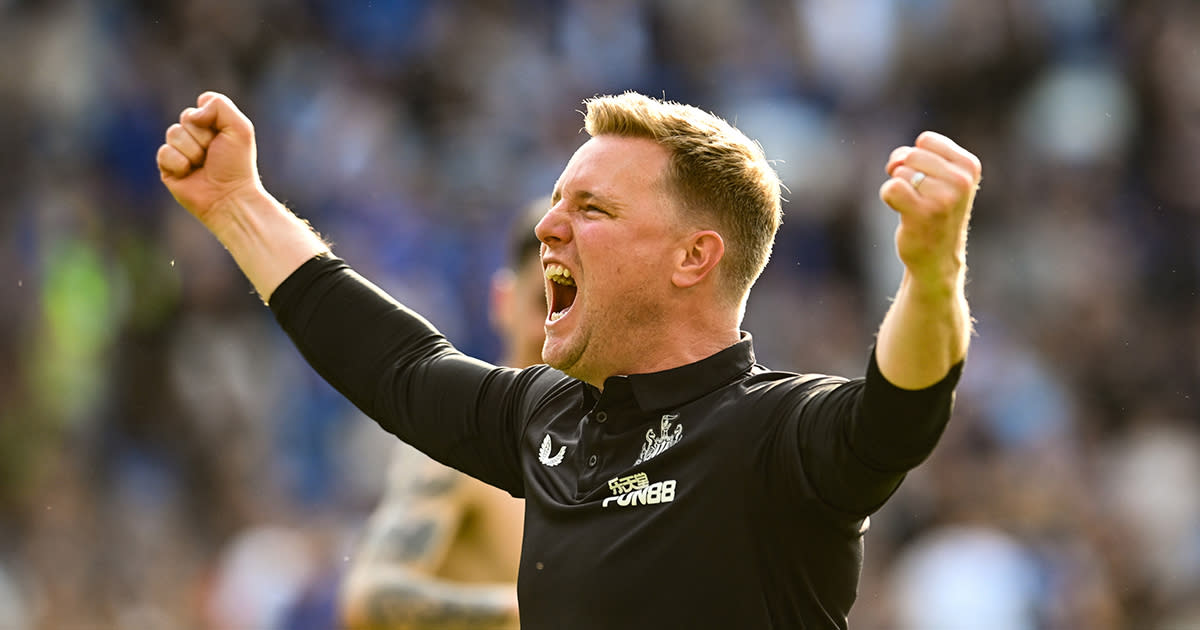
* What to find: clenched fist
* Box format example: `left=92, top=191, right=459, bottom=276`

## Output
left=879, top=131, right=981, bottom=287
left=156, top=92, right=328, bottom=302
left=157, top=91, right=261, bottom=229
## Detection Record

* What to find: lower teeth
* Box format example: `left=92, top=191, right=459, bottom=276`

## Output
left=550, top=311, right=564, bottom=322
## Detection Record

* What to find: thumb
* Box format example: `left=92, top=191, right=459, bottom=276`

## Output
left=197, top=91, right=222, bottom=109
left=187, top=92, right=254, bottom=140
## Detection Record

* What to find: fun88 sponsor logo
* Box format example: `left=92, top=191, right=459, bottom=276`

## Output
left=602, top=473, right=676, bottom=508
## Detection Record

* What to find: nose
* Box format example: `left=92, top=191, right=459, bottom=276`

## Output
left=534, top=199, right=570, bottom=248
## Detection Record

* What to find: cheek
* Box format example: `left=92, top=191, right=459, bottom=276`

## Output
left=610, top=246, right=668, bottom=292
left=593, top=239, right=644, bottom=280
left=579, top=231, right=666, bottom=306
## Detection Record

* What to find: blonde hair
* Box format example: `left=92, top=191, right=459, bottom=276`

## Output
left=583, top=92, right=782, bottom=304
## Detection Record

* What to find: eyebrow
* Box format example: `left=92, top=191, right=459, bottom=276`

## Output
left=550, top=188, right=626, bottom=211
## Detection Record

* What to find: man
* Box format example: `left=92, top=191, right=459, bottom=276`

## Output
left=158, top=90, right=979, bottom=628
left=339, top=201, right=548, bottom=630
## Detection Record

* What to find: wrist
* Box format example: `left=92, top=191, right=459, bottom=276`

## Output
left=202, top=183, right=330, bottom=303
left=901, top=263, right=966, bottom=303
left=206, top=181, right=275, bottom=244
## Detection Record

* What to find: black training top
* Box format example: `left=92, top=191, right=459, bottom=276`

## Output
left=270, top=255, right=963, bottom=630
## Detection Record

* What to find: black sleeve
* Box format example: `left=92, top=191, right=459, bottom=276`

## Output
left=268, top=255, right=542, bottom=496
left=774, top=348, right=962, bottom=517
left=851, top=350, right=962, bottom=473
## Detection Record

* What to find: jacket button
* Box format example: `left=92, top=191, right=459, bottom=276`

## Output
left=588, top=455, right=598, bottom=467
left=596, top=411, right=608, bottom=423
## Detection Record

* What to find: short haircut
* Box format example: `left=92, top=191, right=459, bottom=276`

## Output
left=582, top=92, right=782, bottom=304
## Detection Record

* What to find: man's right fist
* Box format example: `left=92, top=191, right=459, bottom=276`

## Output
left=157, top=92, right=260, bottom=227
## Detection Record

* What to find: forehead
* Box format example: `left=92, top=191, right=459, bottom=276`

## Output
left=552, top=135, right=670, bottom=204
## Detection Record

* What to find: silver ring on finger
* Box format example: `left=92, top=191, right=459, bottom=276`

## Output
left=909, top=170, right=927, bottom=191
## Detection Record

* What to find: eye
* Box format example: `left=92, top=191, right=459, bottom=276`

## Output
left=583, top=204, right=610, bottom=216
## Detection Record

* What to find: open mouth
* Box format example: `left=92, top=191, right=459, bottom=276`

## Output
left=544, top=263, right=577, bottom=322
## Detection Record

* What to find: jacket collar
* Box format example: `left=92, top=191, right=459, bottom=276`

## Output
left=581, top=332, right=756, bottom=412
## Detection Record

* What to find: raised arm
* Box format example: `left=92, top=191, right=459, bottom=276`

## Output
left=157, top=91, right=328, bottom=302
left=875, top=131, right=980, bottom=389
left=775, top=134, right=978, bottom=516
left=340, top=445, right=521, bottom=630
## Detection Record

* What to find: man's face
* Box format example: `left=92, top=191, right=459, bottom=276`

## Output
left=535, top=135, right=686, bottom=385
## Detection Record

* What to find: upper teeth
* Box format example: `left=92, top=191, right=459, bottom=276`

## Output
left=545, top=264, right=575, bottom=286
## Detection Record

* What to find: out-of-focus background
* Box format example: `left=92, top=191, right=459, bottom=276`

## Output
left=1, top=0, right=1198, bottom=628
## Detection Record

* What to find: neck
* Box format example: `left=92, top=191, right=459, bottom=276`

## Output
left=578, top=315, right=741, bottom=390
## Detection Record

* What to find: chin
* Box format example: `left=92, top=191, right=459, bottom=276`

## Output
left=542, top=337, right=586, bottom=377
left=540, top=343, right=569, bottom=371
left=543, top=352, right=574, bottom=375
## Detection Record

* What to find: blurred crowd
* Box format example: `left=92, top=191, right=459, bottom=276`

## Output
left=1, top=0, right=1198, bottom=628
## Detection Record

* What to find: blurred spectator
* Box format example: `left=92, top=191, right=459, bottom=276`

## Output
left=888, top=526, right=1041, bottom=630
left=0, top=562, right=29, bottom=630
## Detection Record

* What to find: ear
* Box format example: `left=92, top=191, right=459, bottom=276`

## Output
left=672, top=230, right=724, bottom=289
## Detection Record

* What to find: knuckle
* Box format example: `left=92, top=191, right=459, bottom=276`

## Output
left=159, top=151, right=183, bottom=174
left=968, top=155, right=983, bottom=178
left=931, top=190, right=959, bottom=210
left=879, top=180, right=908, bottom=205
left=948, top=169, right=973, bottom=191
left=185, top=122, right=214, bottom=143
